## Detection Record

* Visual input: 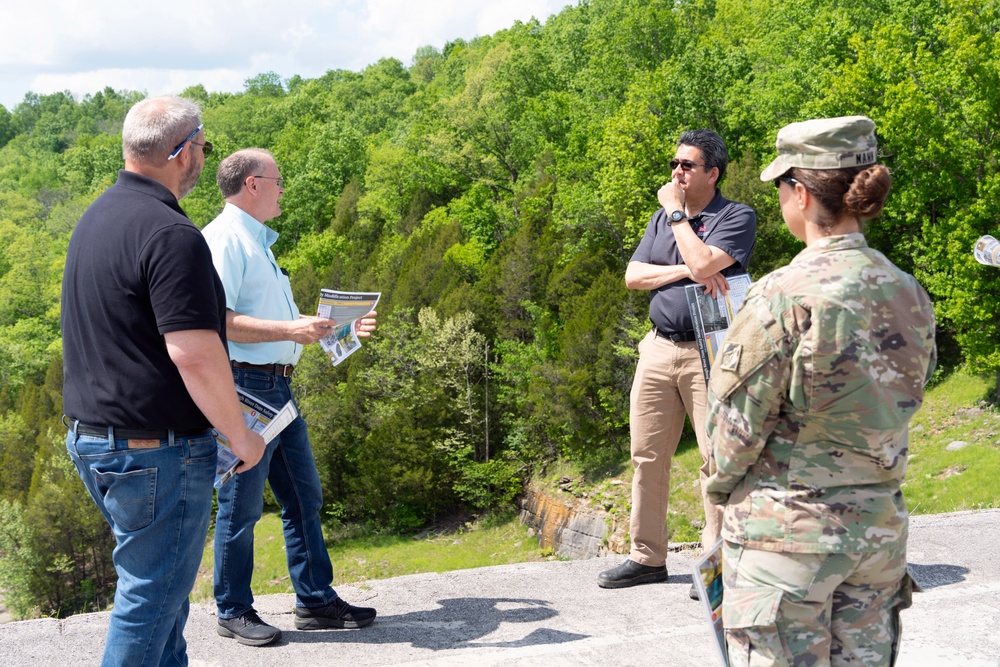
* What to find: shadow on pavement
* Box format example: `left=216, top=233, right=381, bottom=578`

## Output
left=279, top=597, right=587, bottom=650
left=906, top=563, right=969, bottom=590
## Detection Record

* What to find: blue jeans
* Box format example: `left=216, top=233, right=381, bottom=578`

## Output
left=214, top=368, right=337, bottom=619
left=66, top=427, right=216, bottom=667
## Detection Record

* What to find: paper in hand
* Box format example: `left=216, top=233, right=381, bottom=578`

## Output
left=974, top=235, right=1000, bottom=267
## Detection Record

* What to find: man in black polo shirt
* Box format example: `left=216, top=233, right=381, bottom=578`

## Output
left=598, top=129, right=756, bottom=593
left=61, top=96, right=265, bottom=666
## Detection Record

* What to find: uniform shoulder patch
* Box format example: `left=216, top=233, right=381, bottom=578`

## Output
left=719, top=342, right=742, bottom=372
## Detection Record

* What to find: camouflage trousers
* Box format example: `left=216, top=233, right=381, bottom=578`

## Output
left=721, top=540, right=913, bottom=667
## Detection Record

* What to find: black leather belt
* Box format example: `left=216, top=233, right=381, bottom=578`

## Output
left=231, top=360, right=294, bottom=377
left=71, top=421, right=206, bottom=440
left=655, top=328, right=697, bottom=343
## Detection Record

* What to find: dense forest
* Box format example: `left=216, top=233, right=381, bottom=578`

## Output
left=0, top=0, right=997, bottom=619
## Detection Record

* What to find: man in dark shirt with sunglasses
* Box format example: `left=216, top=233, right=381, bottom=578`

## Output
left=598, top=129, right=756, bottom=595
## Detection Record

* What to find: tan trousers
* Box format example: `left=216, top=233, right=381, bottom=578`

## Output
left=628, top=329, right=722, bottom=566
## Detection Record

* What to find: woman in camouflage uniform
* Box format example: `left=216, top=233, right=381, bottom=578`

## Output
left=705, top=116, right=937, bottom=667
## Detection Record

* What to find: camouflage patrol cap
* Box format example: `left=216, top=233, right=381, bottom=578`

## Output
left=759, top=116, right=878, bottom=181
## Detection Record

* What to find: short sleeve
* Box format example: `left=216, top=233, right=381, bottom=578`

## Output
left=141, top=224, right=224, bottom=334
left=704, top=204, right=756, bottom=272
left=629, top=213, right=659, bottom=264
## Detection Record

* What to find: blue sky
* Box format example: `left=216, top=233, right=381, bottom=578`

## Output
left=0, top=0, right=570, bottom=111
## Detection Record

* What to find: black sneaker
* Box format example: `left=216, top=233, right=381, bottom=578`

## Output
left=217, top=608, right=282, bottom=646
left=294, top=597, right=377, bottom=630
left=597, top=559, right=668, bottom=589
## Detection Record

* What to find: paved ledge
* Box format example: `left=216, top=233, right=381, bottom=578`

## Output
left=2, top=510, right=999, bottom=666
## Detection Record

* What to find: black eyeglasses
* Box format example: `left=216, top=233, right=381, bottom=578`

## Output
left=253, top=175, right=285, bottom=189
left=168, top=124, right=206, bottom=160
left=670, top=159, right=708, bottom=172
left=773, top=176, right=800, bottom=189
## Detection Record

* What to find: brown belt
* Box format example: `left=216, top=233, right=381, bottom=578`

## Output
left=231, top=361, right=295, bottom=377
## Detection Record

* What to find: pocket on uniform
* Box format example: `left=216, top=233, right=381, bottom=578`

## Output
left=724, top=585, right=782, bottom=628
left=889, top=572, right=917, bottom=666
left=724, top=586, right=788, bottom=667
left=96, top=468, right=157, bottom=532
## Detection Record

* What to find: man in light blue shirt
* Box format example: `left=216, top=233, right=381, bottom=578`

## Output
left=203, top=148, right=377, bottom=646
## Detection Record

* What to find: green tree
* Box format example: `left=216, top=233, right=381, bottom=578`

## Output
left=0, top=104, right=13, bottom=149
left=0, top=432, right=114, bottom=619
left=0, top=499, right=37, bottom=617
left=244, top=71, right=286, bottom=97
left=0, top=413, right=35, bottom=503
left=820, top=0, right=1000, bottom=372
left=428, top=40, right=556, bottom=235
left=273, top=119, right=366, bottom=250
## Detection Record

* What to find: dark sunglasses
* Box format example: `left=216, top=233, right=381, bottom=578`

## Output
left=773, top=176, right=800, bottom=189
left=669, top=159, right=708, bottom=172
left=189, top=139, right=213, bottom=156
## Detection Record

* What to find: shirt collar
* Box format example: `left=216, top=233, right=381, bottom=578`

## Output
left=115, top=169, right=185, bottom=215
left=222, top=202, right=279, bottom=249
left=689, top=188, right=727, bottom=221
left=793, top=233, right=868, bottom=261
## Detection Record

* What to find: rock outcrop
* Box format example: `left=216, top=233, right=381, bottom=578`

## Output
left=518, top=486, right=628, bottom=559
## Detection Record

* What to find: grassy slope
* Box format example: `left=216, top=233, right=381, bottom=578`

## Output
left=904, top=372, right=1000, bottom=515
left=191, top=512, right=550, bottom=603
left=191, top=372, right=999, bottom=602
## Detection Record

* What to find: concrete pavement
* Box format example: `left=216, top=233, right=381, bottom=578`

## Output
left=2, top=509, right=999, bottom=666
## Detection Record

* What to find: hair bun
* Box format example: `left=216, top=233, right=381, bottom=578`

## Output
left=844, top=165, right=892, bottom=221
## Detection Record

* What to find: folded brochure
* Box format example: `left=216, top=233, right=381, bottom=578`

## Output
left=316, top=289, right=381, bottom=366
left=692, top=538, right=728, bottom=667
left=215, top=387, right=298, bottom=487
left=685, top=273, right=752, bottom=382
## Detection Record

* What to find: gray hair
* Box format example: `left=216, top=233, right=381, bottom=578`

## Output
left=678, top=129, right=729, bottom=183
left=216, top=148, right=275, bottom=198
left=122, top=96, right=202, bottom=164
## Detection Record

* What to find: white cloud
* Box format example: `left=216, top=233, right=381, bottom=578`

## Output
left=280, top=21, right=318, bottom=52
left=0, top=0, right=571, bottom=111
left=27, top=68, right=253, bottom=101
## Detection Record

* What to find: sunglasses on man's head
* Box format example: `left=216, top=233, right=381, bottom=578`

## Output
left=167, top=124, right=211, bottom=160
left=669, top=159, right=708, bottom=172
left=189, top=139, right=213, bottom=156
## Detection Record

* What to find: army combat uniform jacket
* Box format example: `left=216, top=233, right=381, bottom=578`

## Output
left=705, top=234, right=936, bottom=554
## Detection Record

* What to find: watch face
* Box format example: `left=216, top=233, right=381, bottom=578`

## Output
left=670, top=210, right=686, bottom=223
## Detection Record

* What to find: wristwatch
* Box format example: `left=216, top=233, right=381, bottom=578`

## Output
left=668, top=210, right=687, bottom=225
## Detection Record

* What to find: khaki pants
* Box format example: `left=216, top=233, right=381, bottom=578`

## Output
left=722, top=540, right=912, bottom=667
left=628, top=329, right=722, bottom=566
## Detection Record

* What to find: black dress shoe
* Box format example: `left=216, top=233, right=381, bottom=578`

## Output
left=597, top=559, right=668, bottom=589
left=294, top=597, right=377, bottom=630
